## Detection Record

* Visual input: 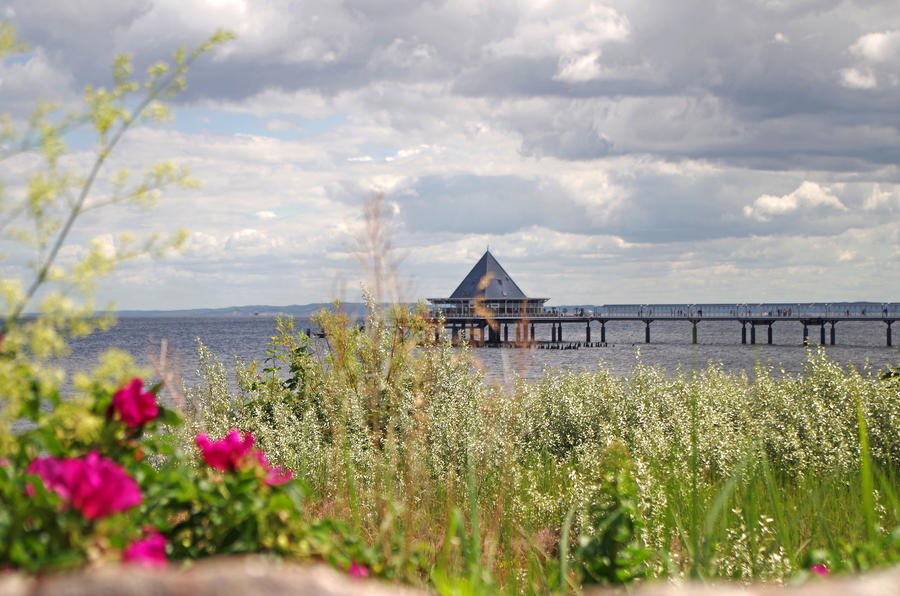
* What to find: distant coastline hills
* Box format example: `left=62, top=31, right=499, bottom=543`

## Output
left=113, top=301, right=894, bottom=318
left=113, top=302, right=604, bottom=318
left=114, top=303, right=368, bottom=318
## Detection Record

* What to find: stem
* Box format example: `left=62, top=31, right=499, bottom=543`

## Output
left=1, top=55, right=200, bottom=335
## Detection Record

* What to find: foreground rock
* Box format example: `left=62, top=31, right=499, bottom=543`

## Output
left=588, top=566, right=900, bottom=596
left=0, top=557, right=424, bottom=596
left=1, top=557, right=898, bottom=595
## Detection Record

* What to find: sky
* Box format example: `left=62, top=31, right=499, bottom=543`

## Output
left=2, top=0, right=900, bottom=309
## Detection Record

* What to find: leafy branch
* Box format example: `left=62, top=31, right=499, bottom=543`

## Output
left=0, top=26, right=234, bottom=342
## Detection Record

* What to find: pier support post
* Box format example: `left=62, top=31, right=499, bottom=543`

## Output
left=750, top=324, right=756, bottom=345
left=585, top=322, right=591, bottom=343
left=741, top=323, right=746, bottom=344
left=644, top=320, right=650, bottom=344
left=452, top=325, right=459, bottom=343
left=551, top=323, right=556, bottom=343
left=830, top=322, right=836, bottom=345
left=768, top=323, right=773, bottom=345
left=888, top=321, right=893, bottom=347
left=530, top=323, right=535, bottom=342
left=600, top=321, right=606, bottom=344
left=691, top=321, right=697, bottom=344
left=504, top=324, right=508, bottom=343
left=803, top=323, right=809, bottom=346
left=820, top=324, right=826, bottom=345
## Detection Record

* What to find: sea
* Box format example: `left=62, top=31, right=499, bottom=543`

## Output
left=62, top=315, right=900, bottom=391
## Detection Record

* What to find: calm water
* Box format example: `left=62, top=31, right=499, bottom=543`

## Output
left=62, top=316, right=900, bottom=391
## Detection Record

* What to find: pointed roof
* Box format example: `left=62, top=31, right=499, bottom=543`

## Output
left=449, top=250, right=528, bottom=300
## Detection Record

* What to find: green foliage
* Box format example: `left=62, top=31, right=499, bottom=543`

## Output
left=187, top=312, right=900, bottom=592
left=573, top=442, right=650, bottom=585
left=0, top=23, right=232, bottom=459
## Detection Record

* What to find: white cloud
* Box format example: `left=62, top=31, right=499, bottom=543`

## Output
left=743, top=181, right=847, bottom=222
left=184, top=232, right=221, bottom=259
left=255, top=210, right=277, bottom=220
left=850, top=30, right=900, bottom=62
left=554, top=51, right=605, bottom=83
left=863, top=184, right=898, bottom=210
left=224, top=228, right=282, bottom=255
left=839, top=67, right=877, bottom=89
left=488, top=1, right=629, bottom=82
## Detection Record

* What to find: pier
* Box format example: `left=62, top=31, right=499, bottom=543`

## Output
left=427, top=250, right=898, bottom=349
left=436, top=304, right=899, bottom=348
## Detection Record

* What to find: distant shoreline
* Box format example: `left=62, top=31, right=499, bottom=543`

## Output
left=107, top=300, right=897, bottom=318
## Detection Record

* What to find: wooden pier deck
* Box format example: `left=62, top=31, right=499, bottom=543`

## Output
left=434, top=304, right=900, bottom=347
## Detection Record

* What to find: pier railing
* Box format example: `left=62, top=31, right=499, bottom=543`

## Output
left=428, top=302, right=899, bottom=347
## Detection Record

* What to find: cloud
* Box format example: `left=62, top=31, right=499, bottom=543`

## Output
left=839, top=67, right=877, bottom=90
left=4, top=0, right=900, bottom=308
left=743, top=181, right=847, bottom=222
left=862, top=184, right=899, bottom=211
left=850, top=30, right=900, bottom=62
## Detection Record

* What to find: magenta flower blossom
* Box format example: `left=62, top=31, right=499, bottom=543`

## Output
left=196, top=429, right=255, bottom=471
left=123, top=529, right=168, bottom=569
left=196, top=429, right=292, bottom=486
left=255, top=450, right=293, bottom=486
left=810, top=564, right=828, bottom=577
left=27, top=451, right=141, bottom=519
left=111, top=378, right=159, bottom=428
left=347, top=560, right=370, bottom=579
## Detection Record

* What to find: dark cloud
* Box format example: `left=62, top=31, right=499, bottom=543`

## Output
left=388, top=174, right=597, bottom=235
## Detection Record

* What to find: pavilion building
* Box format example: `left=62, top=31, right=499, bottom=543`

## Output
left=427, top=250, right=549, bottom=318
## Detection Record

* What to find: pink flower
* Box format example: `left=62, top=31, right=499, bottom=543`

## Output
left=196, top=430, right=292, bottom=485
left=255, top=450, right=292, bottom=486
left=810, top=564, right=828, bottom=577
left=196, top=429, right=255, bottom=471
left=347, top=560, right=370, bottom=579
left=27, top=451, right=141, bottom=519
left=123, top=529, right=168, bottom=569
left=111, top=378, right=159, bottom=428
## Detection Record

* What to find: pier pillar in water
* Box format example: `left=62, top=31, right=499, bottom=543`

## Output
left=768, top=323, right=773, bottom=345
left=750, top=324, right=756, bottom=345
left=741, top=323, right=746, bottom=344
left=888, top=321, right=893, bottom=347
left=585, top=322, right=591, bottom=343
left=830, top=322, right=836, bottom=345
left=600, top=321, right=606, bottom=344
left=530, top=323, right=535, bottom=342
left=691, top=321, right=697, bottom=344
left=452, top=325, right=459, bottom=342
left=504, top=324, right=508, bottom=343
left=644, top=320, right=650, bottom=344
left=820, top=324, right=826, bottom=345
left=803, top=323, right=809, bottom=346
left=551, top=323, right=556, bottom=343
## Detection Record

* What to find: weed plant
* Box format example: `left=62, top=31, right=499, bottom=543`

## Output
left=184, top=303, right=900, bottom=593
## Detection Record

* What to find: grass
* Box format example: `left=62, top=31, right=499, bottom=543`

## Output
left=181, top=305, right=900, bottom=593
